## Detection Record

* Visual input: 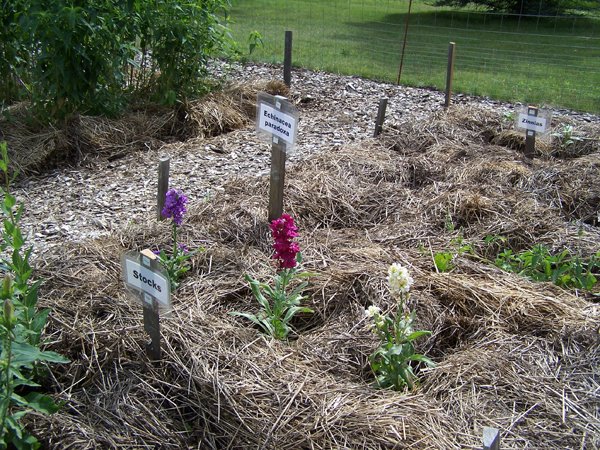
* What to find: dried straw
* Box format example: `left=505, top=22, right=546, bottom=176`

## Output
left=28, top=104, right=599, bottom=449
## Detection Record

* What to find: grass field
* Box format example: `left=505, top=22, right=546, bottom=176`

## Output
left=229, top=0, right=600, bottom=113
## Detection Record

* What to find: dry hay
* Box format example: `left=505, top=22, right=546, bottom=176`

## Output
left=28, top=103, right=600, bottom=449
left=0, top=79, right=288, bottom=175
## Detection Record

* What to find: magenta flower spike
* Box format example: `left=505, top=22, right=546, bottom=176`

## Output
left=270, top=214, right=300, bottom=270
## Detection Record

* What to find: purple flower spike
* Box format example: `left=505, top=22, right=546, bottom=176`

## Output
left=162, top=189, right=188, bottom=226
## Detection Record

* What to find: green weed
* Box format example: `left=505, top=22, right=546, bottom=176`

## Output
left=495, top=244, right=599, bottom=291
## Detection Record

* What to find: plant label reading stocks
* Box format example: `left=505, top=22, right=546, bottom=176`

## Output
left=121, top=251, right=171, bottom=308
left=256, top=93, right=298, bottom=147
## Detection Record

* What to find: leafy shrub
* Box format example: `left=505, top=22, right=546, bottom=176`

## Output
left=1, top=0, right=234, bottom=121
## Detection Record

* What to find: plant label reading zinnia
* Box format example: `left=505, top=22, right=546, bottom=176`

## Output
left=515, top=106, right=552, bottom=135
left=256, top=93, right=298, bottom=147
left=121, top=250, right=171, bottom=308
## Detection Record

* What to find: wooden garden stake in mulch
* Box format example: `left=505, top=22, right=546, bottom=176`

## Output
left=516, top=105, right=551, bottom=160
left=373, top=98, right=388, bottom=137
left=140, top=250, right=162, bottom=360
left=157, top=155, right=170, bottom=220
left=121, top=249, right=171, bottom=361
left=524, top=106, right=538, bottom=159
left=269, top=133, right=286, bottom=221
left=256, top=93, right=299, bottom=222
left=284, top=30, right=293, bottom=87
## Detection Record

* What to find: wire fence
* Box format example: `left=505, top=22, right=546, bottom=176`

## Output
left=229, top=0, right=600, bottom=113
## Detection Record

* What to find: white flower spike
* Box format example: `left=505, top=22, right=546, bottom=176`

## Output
left=388, top=263, right=413, bottom=297
left=366, top=305, right=381, bottom=318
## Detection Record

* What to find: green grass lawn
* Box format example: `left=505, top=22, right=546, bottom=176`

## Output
left=229, top=0, right=600, bottom=113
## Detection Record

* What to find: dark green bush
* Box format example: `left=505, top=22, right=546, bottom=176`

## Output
left=1, top=0, right=233, bottom=122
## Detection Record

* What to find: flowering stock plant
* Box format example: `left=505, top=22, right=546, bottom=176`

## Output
left=155, top=189, right=199, bottom=290
left=366, top=263, right=434, bottom=391
left=231, top=214, right=314, bottom=340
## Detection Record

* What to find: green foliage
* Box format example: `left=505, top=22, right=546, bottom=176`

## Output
left=130, top=0, right=234, bottom=105
left=23, top=0, right=131, bottom=120
left=247, top=30, right=264, bottom=55
left=0, top=1, right=29, bottom=107
left=368, top=307, right=434, bottom=391
left=0, top=0, right=234, bottom=121
left=434, top=236, right=473, bottom=272
left=231, top=254, right=314, bottom=340
left=367, top=265, right=434, bottom=391
left=495, top=244, right=599, bottom=291
left=434, top=252, right=454, bottom=272
left=156, top=242, right=201, bottom=292
left=431, top=0, right=596, bottom=15
left=0, top=142, right=69, bottom=449
left=552, top=124, right=584, bottom=150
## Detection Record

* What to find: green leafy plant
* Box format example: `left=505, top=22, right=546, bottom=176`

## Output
left=433, top=235, right=473, bottom=272
left=2, top=0, right=234, bottom=121
left=248, top=30, right=264, bottom=55
left=155, top=189, right=201, bottom=291
left=552, top=124, right=584, bottom=150
left=231, top=214, right=314, bottom=340
left=0, top=142, right=69, bottom=448
left=366, top=263, right=434, bottom=391
left=495, top=244, right=599, bottom=291
left=433, top=252, right=454, bottom=273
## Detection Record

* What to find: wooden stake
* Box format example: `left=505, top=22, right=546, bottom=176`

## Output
left=140, top=249, right=161, bottom=360
left=157, top=155, right=170, bottom=220
left=283, top=31, right=293, bottom=87
left=373, top=98, right=388, bottom=137
left=483, top=427, right=500, bottom=450
left=268, top=96, right=289, bottom=222
left=444, top=42, right=456, bottom=109
left=268, top=137, right=286, bottom=222
left=525, top=105, right=538, bottom=159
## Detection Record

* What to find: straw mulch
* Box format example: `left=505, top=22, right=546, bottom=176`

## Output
left=31, top=105, right=599, bottom=449
left=0, top=79, right=288, bottom=175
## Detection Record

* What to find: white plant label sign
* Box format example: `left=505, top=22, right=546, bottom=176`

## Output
left=515, top=106, right=552, bottom=136
left=256, top=93, right=298, bottom=147
left=121, top=250, right=171, bottom=308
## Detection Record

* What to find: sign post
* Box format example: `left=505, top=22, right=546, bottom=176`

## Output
left=516, top=105, right=551, bottom=160
left=373, top=98, right=388, bottom=137
left=283, top=31, right=293, bottom=87
left=256, top=93, right=298, bottom=222
left=157, top=155, right=170, bottom=221
left=121, top=248, right=171, bottom=360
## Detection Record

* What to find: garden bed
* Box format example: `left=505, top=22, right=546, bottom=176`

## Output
left=7, top=64, right=599, bottom=449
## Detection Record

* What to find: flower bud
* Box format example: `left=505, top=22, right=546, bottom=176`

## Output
left=3, top=299, right=14, bottom=323
left=0, top=275, right=12, bottom=300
